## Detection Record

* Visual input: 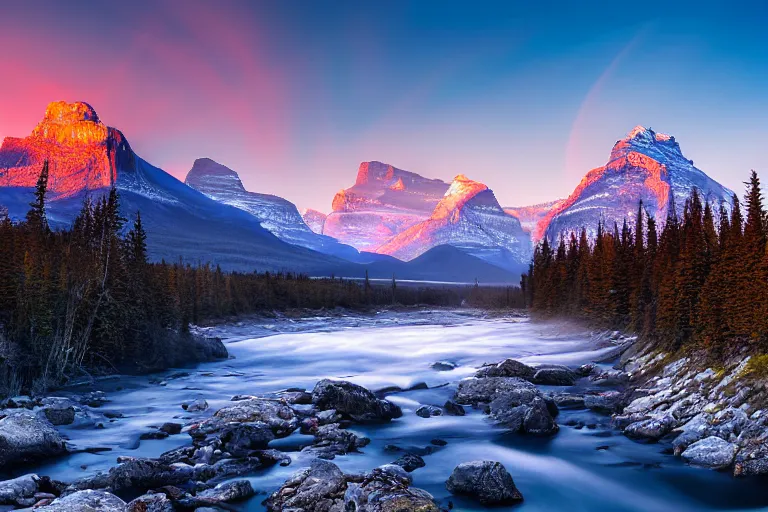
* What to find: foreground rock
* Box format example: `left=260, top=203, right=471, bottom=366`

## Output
left=0, top=414, right=67, bottom=469
left=475, top=359, right=536, bottom=380
left=312, top=379, right=402, bottom=422
left=264, top=459, right=439, bottom=512
left=446, top=460, right=523, bottom=505
left=38, top=489, right=127, bottom=511
left=195, top=397, right=298, bottom=437
left=126, top=493, right=174, bottom=512
left=0, top=474, right=40, bottom=507
left=455, top=377, right=558, bottom=435
left=681, top=436, right=738, bottom=469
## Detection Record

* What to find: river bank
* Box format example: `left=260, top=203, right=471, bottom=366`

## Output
left=0, top=310, right=766, bottom=511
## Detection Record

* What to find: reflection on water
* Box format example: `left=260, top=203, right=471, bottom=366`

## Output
left=26, top=310, right=768, bottom=511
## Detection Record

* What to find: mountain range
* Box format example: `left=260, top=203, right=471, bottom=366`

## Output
left=0, top=102, right=736, bottom=284
left=0, top=101, right=521, bottom=283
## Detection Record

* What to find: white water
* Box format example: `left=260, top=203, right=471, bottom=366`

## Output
left=25, top=310, right=768, bottom=511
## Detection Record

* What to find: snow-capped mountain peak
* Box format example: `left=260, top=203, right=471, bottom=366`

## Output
left=537, top=125, right=733, bottom=241
left=376, top=174, right=531, bottom=273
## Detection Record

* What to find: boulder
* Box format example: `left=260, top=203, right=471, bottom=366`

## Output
left=681, top=436, right=738, bottom=469
left=0, top=474, right=39, bottom=506
left=487, top=388, right=558, bottom=436
left=0, top=413, right=67, bottom=469
left=182, top=399, right=208, bottom=412
left=263, top=459, right=347, bottom=511
left=264, top=460, right=438, bottom=512
left=196, top=480, right=255, bottom=503
left=431, top=361, right=457, bottom=372
left=216, top=422, right=275, bottom=457
left=531, top=367, right=578, bottom=386
left=522, top=398, right=559, bottom=436
left=624, top=415, right=676, bottom=441
left=159, top=422, right=182, bottom=435
left=455, top=377, right=538, bottom=405
left=446, top=460, right=523, bottom=505
left=734, top=444, right=768, bottom=476
left=475, top=359, right=536, bottom=380
left=126, top=492, right=174, bottom=512
left=312, top=380, right=402, bottom=422
left=672, top=413, right=712, bottom=455
left=108, top=458, right=197, bottom=491
left=344, top=465, right=438, bottom=512
left=37, top=489, right=127, bottom=511
left=415, top=405, right=442, bottom=418
left=584, top=391, right=623, bottom=414
left=550, top=393, right=585, bottom=408
left=302, top=423, right=370, bottom=459
left=40, top=398, right=77, bottom=426
left=205, top=398, right=298, bottom=436
left=444, top=400, right=466, bottom=416
left=393, top=452, right=426, bottom=472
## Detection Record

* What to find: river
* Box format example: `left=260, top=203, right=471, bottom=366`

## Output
left=24, top=310, right=768, bottom=511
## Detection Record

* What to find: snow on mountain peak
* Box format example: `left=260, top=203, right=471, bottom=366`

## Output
left=536, top=125, right=733, bottom=242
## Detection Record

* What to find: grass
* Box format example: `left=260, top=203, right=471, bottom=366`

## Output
left=740, top=354, right=768, bottom=380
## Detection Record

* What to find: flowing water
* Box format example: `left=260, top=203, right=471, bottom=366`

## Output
left=23, top=310, right=768, bottom=511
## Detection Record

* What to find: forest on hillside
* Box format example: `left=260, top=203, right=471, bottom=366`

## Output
left=528, top=170, right=768, bottom=360
left=0, top=163, right=523, bottom=395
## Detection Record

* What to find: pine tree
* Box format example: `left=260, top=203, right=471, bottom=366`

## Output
left=26, top=160, right=49, bottom=234
left=740, top=171, right=767, bottom=338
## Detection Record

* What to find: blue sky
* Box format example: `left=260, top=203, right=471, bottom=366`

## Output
left=1, top=0, right=766, bottom=209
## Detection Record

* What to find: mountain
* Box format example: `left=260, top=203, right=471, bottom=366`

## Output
left=301, top=208, right=326, bottom=234
left=377, top=175, right=531, bottom=273
left=504, top=200, right=563, bottom=239
left=0, top=101, right=524, bottom=283
left=539, top=126, right=734, bottom=241
left=322, top=161, right=450, bottom=250
left=0, top=101, right=362, bottom=273
left=366, top=244, right=520, bottom=283
left=185, top=158, right=359, bottom=260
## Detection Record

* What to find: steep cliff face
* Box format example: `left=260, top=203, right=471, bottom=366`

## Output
left=185, top=158, right=358, bottom=259
left=0, top=101, right=134, bottom=198
left=322, top=161, right=449, bottom=250
left=539, top=126, right=733, bottom=241
left=377, top=175, right=531, bottom=272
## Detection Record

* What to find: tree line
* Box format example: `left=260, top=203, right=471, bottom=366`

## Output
left=0, top=163, right=524, bottom=395
left=527, top=170, right=767, bottom=360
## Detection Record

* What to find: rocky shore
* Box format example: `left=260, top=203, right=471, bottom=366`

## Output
left=0, top=324, right=765, bottom=511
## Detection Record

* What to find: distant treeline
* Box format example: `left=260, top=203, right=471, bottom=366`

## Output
left=527, top=170, right=768, bottom=359
left=0, top=163, right=523, bottom=395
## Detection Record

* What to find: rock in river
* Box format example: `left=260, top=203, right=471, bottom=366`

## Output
left=475, top=359, right=536, bottom=380
left=38, top=489, right=127, bottom=511
left=0, top=474, right=40, bottom=506
left=681, top=436, right=738, bottom=469
left=393, top=452, right=426, bottom=472
left=415, top=405, right=442, bottom=418
left=312, top=379, right=402, bottom=422
left=0, top=413, right=67, bottom=469
left=446, top=460, right=523, bottom=505
left=531, top=366, right=578, bottom=386
left=126, top=492, right=174, bottom=512
left=454, top=377, right=538, bottom=405
left=264, top=459, right=438, bottom=511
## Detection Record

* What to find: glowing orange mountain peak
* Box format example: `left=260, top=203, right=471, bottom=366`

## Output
left=0, top=101, right=134, bottom=198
